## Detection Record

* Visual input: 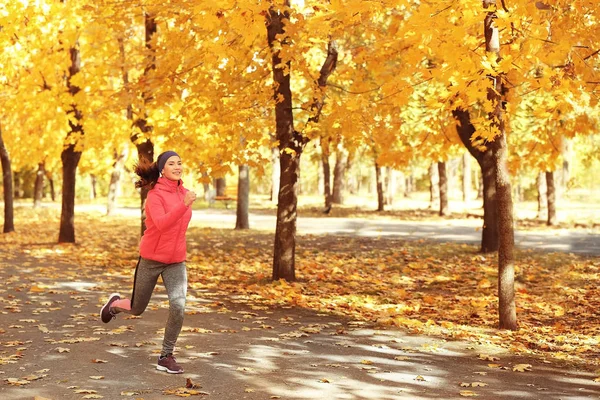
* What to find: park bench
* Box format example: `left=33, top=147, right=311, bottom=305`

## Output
left=214, top=186, right=238, bottom=209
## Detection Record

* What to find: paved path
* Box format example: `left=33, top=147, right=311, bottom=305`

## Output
left=170, top=209, right=598, bottom=256
left=65, top=204, right=600, bottom=256
left=0, top=253, right=599, bottom=400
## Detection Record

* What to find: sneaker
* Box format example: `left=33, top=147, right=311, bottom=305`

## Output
left=100, top=293, right=121, bottom=323
left=157, top=354, right=184, bottom=374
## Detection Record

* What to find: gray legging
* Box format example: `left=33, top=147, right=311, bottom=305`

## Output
left=115, top=257, right=187, bottom=356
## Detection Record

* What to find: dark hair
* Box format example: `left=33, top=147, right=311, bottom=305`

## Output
left=134, top=158, right=160, bottom=189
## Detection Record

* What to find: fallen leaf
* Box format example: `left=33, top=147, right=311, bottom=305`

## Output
left=459, top=390, right=478, bottom=397
left=89, top=376, right=104, bottom=380
left=513, top=364, right=532, bottom=372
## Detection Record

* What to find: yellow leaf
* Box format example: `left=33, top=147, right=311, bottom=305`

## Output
left=460, top=390, right=478, bottom=397
left=513, top=364, right=532, bottom=372
left=478, top=354, right=499, bottom=361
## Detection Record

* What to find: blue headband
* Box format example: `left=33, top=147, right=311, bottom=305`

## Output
left=157, top=151, right=180, bottom=173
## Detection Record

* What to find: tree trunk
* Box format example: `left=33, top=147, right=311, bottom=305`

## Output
left=130, top=13, right=157, bottom=235
left=271, top=146, right=280, bottom=203
left=269, top=4, right=297, bottom=281
left=34, top=162, right=45, bottom=208
left=385, top=167, right=396, bottom=207
left=429, top=163, right=439, bottom=208
left=0, top=123, right=15, bottom=233
left=321, top=138, right=332, bottom=211
left=453, top=108, right=498, bottom=253
left=546, top=170, right=557, bottom=226
left=345, top=151, right=356, bottom=195
left=375, top=160, right=384, bottom=212
left=13, top=171, right=22, bottom=199
left=438, top=161, right=449, bottom=216
left=235, top=164, right=250, bottom=229
left=215, top=178, right=226, bottom=197
left=107, top=147, right=128, bottom=216
left=332, top=148, right=345, bottom=204
left=485, top=1, right=517, bottom=330
left=268, top=3, right=337, bottom=281
left=90, top=174, right=97, bottom=199
left=58, top=46, right=83, bottom=244
left=536, top=172, right=546, bottom=219
left=463, top=152, right=472, bottom=202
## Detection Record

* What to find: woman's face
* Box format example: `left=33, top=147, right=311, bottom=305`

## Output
left=162, top=156, right=183, bottom=181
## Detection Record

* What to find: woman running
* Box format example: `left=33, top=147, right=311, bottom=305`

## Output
left=100, top=150, right=196, bottom=374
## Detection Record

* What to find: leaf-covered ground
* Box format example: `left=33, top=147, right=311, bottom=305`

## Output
left=2, top=206, right=599, bottom=372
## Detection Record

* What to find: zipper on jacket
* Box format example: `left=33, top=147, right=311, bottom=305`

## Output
left=171, top=186, right=184, bottom=263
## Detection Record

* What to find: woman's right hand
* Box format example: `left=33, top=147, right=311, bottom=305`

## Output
left=184, top=191, right=197, bottom=207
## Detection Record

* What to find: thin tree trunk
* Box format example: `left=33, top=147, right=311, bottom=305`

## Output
left=485, top=1, right=517, bottom=330
left=536, top=172, right=546, bottom=219
left=453, top=108, right=498, bottom=252
left=235, top=164, right=250, bottom=229
left=58, top=46, right=83, bottom=244
left=438, top=161, right=449, bottom=216
left=215, top=178, right=226, bottom=197
left=429, top=163, right=438, bottom=208
left=375, top=160, right=384, bottom=212
left=268, top=3, right=337, bottom=281
left=34, top=162, right=45, bottom=208
left=345, top=151, right=356, bottom=195
left=463, top=152, right=472, bottom=202
left=385, top=167, right=396, bottom=207
left=321, top=138, right=332, bottom=211
left=383, top=167, right=391, bottom=206
left=13, top=171, right=22, bottom=199
left=0, top=123, right=15, bottom=233
left=546, top=170, right=557, bottom=226
left=107, top=147, right=128, bottom=216
left=271, top=145, right=280, bottom=203
left=332, top=148, right=345, bottom=204
left=129, top=14, right=157, bottom=236
left=90, top=174, right=97, bottom=199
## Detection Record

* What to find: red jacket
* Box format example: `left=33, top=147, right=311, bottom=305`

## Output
left=139, top=177, right=192, bottom=264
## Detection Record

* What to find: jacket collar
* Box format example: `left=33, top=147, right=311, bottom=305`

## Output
left=156, top=176, right=182, bottom=192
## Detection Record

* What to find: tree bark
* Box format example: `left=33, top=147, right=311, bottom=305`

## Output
left=485, top=1, right=517, bottom=330
left=271, top=145, right=280, bottom=203
left=321, top=138, right=332, bottom=211
left=438, top=161, right=449, bottom=216
left=546, top=170, right=557, bottom=226
left=58, top=46, right=83, bottom=244
left=90, top=174, right=97, bottom=199
left=107, top=147, right=128, bottom=216
left=453, top=108, right=498, bottom=252
left=332, top=148, right=345, bottom=204
left=13, top=171, right=22, bottom=199
left=0, top=123, right=15, bottom=233
left=130, top=13, right=157, bottom=235
left=375, top=160, right=384, bottom=211
left=463, top=152, right=472, bottom=202
left=429, top=163, right=439, bottom=208
left=235, top=164, right=250, bottom=229
left=385, top=167, right=396, bottom=207
left=536, top=172, right=546, bottom=219
left=215, top=178, right=226, bottom=197
left=34, top=162, right=45, bottom=208
left=268, top=3, right=337, bottom=281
